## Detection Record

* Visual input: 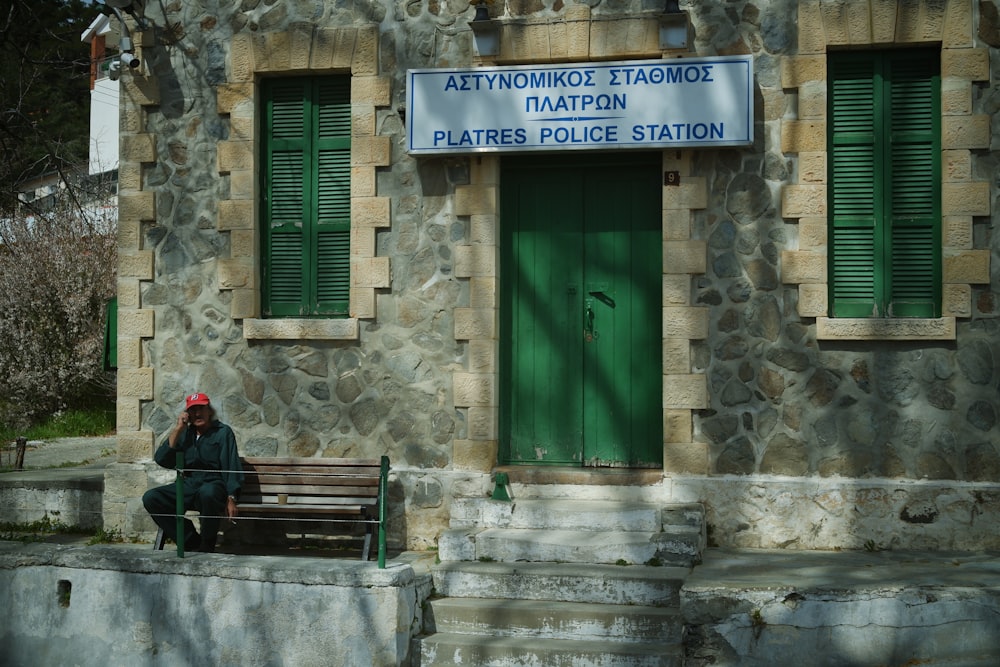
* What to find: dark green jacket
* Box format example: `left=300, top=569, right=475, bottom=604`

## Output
left=154, top=421, right=244, bottom=499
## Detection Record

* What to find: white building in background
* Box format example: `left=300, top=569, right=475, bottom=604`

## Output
left=81, top=14, right=119, bottom=177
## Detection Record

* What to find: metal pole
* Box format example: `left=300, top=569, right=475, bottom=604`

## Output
left=175, top=450, right=185, bottom=558
left=14, top=437, right=26, bottom=470
left=378, top=455, right=388, bottom=569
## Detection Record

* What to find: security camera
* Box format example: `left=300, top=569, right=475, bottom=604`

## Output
left=121, top=53, right=140, bottom=69
left=108, top=59, right=122, bottom=81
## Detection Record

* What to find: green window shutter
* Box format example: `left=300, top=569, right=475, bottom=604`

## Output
left=885, top=51, right=940, bottom=317
left=828, top=50, right=940, bottom=318
left=262, top=77, right=351, bottom=318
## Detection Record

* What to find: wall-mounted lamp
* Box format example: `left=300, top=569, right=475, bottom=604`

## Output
left=470, top=1, right=500, bottom=58
left=659, top=0, right=689, bottom=50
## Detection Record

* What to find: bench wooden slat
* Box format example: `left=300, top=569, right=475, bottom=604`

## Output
left=239, top=504, right=372, bottom=516
left=242, top=484, right=378, bottom=498
left=246, top=474, right=379, bottom=486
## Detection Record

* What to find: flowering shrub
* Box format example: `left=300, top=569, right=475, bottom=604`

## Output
left=0, top=176, right=116, bottom=429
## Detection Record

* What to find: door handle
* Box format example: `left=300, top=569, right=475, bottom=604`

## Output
left=588, top=290, right=616, bottom=309
left=584, top=301, right=598, bottom=341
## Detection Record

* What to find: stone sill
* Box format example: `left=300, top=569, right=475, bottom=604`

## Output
left=244, top=318, right=359, bottom=341
left=816, top=317, right=956, bottom=341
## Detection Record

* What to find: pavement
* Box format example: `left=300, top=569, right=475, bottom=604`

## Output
left=0, top=435, right=117, bottom=472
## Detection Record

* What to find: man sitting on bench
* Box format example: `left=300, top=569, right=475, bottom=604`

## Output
left=142, top=392, right=244, bottom=552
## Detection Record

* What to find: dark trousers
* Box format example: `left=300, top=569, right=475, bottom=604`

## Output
left=142, top=477, right=227, bottom=551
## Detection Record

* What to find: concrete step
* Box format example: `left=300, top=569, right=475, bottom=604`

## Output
left=432, top=560, right=688, bottom=606
left=504, top=499, right=664, bottom=531
left=414, top=633, right=683, bottom=667
left=475, top=526, right=702, bottom=566
left=424, top=597, right=683, bottom=643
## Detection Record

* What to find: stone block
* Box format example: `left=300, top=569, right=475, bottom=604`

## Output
left=243, top=318, right=359, bottom=340
left=663, top=409, right=692, bottom=444
left=104, top=466, right=153, bottom=499
left=116, top=337, right=142, bottom=370
left=455, top=185, right=497, bottom=216
left=353, top=196, right=391, bottom=227
left=663, top=307, right=709, bottom=340
left=351, top=26, right=378, bottom=76
left=352, top=75, right=391, bottom=106
left=663, top=441, right=708, bottom=474
left=122, top=75, right=159, bottom=107
left=454, top=308, right=496, bottom=340
left=663, top=209, right=692, bottom=240
left=351, top=136, right=391, bottom=167
left=565, top=4, right=591, bottom=58
left=942, top=181, right=989, bottom=216
left=943, top=150, right=973, bottom=182
left=816, top=317, right=956, bottom=341
left=217, top=140, right=254, bottom=173
left=663, top=274, right=691, bottom=305
left=350, top=256, right=390, bottom=288
left=118, top=218, right=140, bottom=251
left=845, top=0, right=873, bottom=44
left=118, top=368, right=154, bottom=401
left=352, top=166, right=376, bottom=197
left=798, top=152, right=826, bottom=184
left=117, top=397, right=142, bottom=431
left=229, top=288, right=259, bottom=320
left=119, top=251, right=154, bottom=280
left=781, top=184, right=827, bottom=218
left=943, top=249, right=990, bottom=283
left=230, top=170, right=254, bottom=200
left=782, top=250, right=827, bottom=283
left=941, top=47, right=989, bottom=81
left=453, top=372, right=495, bottom=407
left=797, top=81, right=826, bottom=119
left=796, top=5, right=826, bottom=54
left=352, top=226, right=376, bottom=258
left=218, top=258, right=256, bottom=289
left=118, top=278, right=140, bottom=309
left=216, top=199, right=256, bottom=232
left=262, top=30, right=292, bottom=71
left=350, top=287, right=375, bottom=319
left=819, top=1, right=849, bottom=45
left=119, top=192, right=156, bottom=223
left=452, top=439, right=498, bottom=472
left=470, top=214, right=497, bottom=246
left=943, top=216, right=973, bottom=249
left=589, top=17, right=658, bottom=59
left=797, top=284, right=828, bottom=318
left=663, top=338, right=691, bottom=374
left=663, top=374, right=707, bottom=409
left=469, top=277, right=496, bottom=310
left=468, top=340, right=496, bottom=373
left=941, top=78, right=972, bottom=115
left=760, top=87, right=786, bottom=122
left=798, top=218, right=827, bottom=249
left=467, top=406, right=497, bottom=440
left=663, top=178, right=707, bottom=210
left=229, top=229, right=256, bottom=259
left=216, top=82, right=254, bottom=114
left=781, top=55, right=826, bottom=87
left=121, top=133, right=156, bottom=163
left=781, top=120, right=827, bottom=153
left=455, top=245, right=496, bottom=278
left=352, top=104, right=376, bottom=137
left=230, top=34, right=254, bottom=82
left=118, top=308, right=154, bottom=338
left=943, top=0, right=974, bottom=48
left=663, top=240, right=706, bottom=274
left=942, top=283, right=971, bottom=318
left=116, top=430, right=154, bottom=463
left=942, top=115, right=990, bottom=150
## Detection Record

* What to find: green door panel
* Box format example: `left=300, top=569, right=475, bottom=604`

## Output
left=500, top=153, right=662, bottom=467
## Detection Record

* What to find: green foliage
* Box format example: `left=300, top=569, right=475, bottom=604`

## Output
left=0, top=406, right=114, bottom=446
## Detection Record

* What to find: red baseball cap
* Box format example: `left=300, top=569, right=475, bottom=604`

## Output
left=185, top=393, right=211, bottom=409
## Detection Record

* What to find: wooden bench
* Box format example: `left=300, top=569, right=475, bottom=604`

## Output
left=154, top=455, right=389, bottom=562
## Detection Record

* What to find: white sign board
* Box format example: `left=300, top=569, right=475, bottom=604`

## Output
left=406, top=55, right=753, bottom=154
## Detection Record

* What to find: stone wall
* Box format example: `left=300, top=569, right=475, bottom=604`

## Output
left=105, top=0, right=1000, bottom=552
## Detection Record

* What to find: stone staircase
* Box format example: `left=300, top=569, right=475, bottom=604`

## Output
left=413, top=498, right=706, bottom=666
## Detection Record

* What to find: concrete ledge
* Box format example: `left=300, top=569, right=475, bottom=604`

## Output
left=682, top=549, right=1000, bottom=666
left=243, top=317, right=360, bottom=340
left=816, top=317, right=956, bottom=340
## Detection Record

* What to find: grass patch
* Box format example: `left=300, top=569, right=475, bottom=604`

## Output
left=0, top=407, right=115, bottom=445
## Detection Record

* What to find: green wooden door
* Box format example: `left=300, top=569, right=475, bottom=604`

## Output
left=500, top=154, right=662, bottom=467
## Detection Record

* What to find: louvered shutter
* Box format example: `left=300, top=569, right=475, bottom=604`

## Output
left=885, top=51, right=940, bottom=317
left=828, top=50, right=940, bottom=318
left=262, top=77, right=351, bottom=317
left=314, top=78, right=351, bottom=316
left=829, top=55, right=882, bottom=317
left=264, top=79, right=310, bottom=316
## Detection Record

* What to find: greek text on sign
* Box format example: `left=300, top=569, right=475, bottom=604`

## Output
left=406, top=55, right=753, bottom=154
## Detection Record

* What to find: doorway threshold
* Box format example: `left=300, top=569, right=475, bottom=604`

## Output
left=493, top=465, right=663, bottom=486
